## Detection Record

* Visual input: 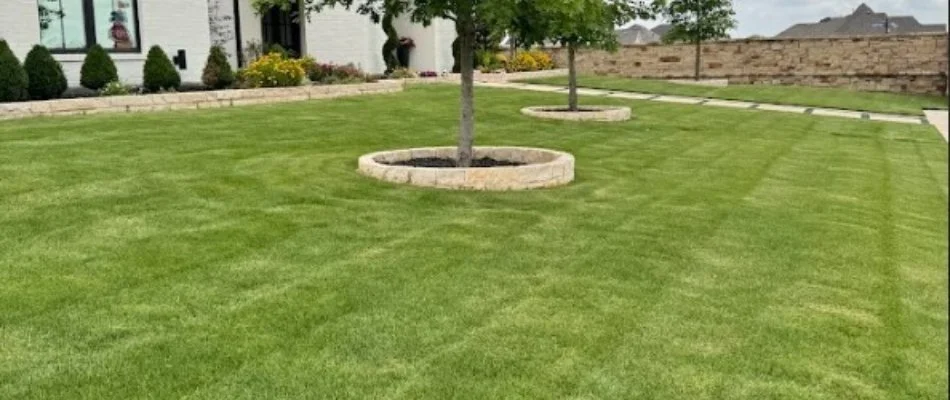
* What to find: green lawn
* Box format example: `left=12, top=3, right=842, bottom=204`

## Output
left=519, top=74, right=949, bottom=116
left=1, top=85, right=947, bottom=399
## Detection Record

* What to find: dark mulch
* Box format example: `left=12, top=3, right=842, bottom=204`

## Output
left=385, top=157, right=525, bottom=168
left=536, top=107, right=604, bottom=112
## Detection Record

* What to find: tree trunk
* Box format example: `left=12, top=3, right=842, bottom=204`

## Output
left=694, top=39, right=701, bottom=81
left=457, top=19, right=476, bottom=167
left=568, top=44, right=578, bottom=112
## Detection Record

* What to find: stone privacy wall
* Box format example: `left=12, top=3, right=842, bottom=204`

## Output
left=548, top=33, right=949, bottom=95
left=0, top=81, right=403, bottom=121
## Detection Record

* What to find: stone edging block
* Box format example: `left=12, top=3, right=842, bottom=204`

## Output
left=0, top=81, right=404, bottom=121
left=358, top=146, right=575, bottom=191
left=521, top=106, right=632, bottom=122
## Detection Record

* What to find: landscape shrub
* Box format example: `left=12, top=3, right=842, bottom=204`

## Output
left=142, top=46, right=181, bottom=92
left=61, top=87, right=99, bottom=99
left=330, top=64, right=366, bottom=81
left=264, top=43, right=293, bottom=58
left=23, top=45, right=67, bottom=100
left=202, top=45, right=235, bottom=89
left=0, top=40, right=29, bottom=102
left=241, top=53, right=306, bottom=88
left=529, top=50, right=555, bottom=70
left=98, top=81, right=132, bottom=96
left=305, top=61, right=371, bottom=84
left=306, top=62, right=334, bottom=82
left=508, top=51, right=540, bottom=72
left=419, top=70, right=439, bottom=78
left=475, top=50, right=504, bottom=71
left=177, top=82, right=211, bottom=92
left=389, top=68, right=416, bottom=79
left=80, top=44, right=118, bottom=90
left=506, top=50, right=555, bottom=72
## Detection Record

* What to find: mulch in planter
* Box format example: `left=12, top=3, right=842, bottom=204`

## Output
left=385, top=157, right=525, bottom=168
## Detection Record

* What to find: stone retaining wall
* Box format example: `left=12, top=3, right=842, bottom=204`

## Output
left=0, top=81, right=404, bottom=121
left=547, top=33, right=949, bottom=95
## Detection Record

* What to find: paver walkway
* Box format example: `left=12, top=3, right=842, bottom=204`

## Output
left=480, top=82, right=935, bottom=127
left=924, top=110, right=949, bottom=142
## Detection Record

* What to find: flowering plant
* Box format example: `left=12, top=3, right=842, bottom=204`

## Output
left=241, top=53, right=306, bottom=88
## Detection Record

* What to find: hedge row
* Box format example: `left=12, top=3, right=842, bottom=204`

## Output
left=0, top=41, right=233, bottom=102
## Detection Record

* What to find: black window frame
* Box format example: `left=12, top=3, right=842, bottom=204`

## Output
left=38, top=0, right=143, bottom=54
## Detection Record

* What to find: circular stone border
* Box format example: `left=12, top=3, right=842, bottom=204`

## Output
left=521, top=106, right=632, bottom=122
left=358, top=147, right=575, bottom=191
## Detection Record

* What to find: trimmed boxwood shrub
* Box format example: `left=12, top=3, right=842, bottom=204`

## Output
left=143, top=46, right=181, bottom=92
left=201, top=46, right=235, bottom=89
left=0, top=40, right=29, bottom=102
left=80, top=44, right=118, bottom=90
left=24, top=45, right=67, bottom=100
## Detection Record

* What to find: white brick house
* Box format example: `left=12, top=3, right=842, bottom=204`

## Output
left=0, top=0, right=455, bottom=87
left=219, top=0, right=456, bottom=74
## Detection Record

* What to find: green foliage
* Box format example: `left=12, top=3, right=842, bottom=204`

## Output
left=242, top=53, right=307, bottom=88
left=263, top=43, right=293, bottom=58
left=389, top=67, right=416, bottom=79
left=662, top=0, right=736, bottom=43
left=0, top=40, right=29, bottom=102
left=80, top=44, right=118, bottom=91
left=143, top=46, right=182, bottom=92
left=23, top=45, right=68, bottom=100
left=506, top=50, right=555, bottom=72
left=98, top=81, right=133, bottom=96
left=496, top=0, right=662, bottom=51
left=202, top=46, right=236, bottom=89
left=306, top=61, right=371, bottom=84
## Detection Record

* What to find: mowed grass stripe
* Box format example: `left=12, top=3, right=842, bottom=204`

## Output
left=0, top=85, right=946, bottom=399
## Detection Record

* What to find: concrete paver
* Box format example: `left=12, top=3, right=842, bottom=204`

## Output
left=478, top=82, right=941, bottom=128
left=924, top=110, right=948, bottom=142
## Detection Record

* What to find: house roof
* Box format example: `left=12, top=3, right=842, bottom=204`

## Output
left=651, top=24, right=673, bottom=37
left=615, top=24, right=661, bottom=45
left=775, top=3, right=946, bottom=38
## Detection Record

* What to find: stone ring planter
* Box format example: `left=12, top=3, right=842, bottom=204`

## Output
left=521, top=106, right=632, bottom=122
left=358, top=147, right=575, bottom=190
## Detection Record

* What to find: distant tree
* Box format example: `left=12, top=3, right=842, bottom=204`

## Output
left=500, top=0, right=661, bottom=111
left=662, top=0, right=735, bottom=80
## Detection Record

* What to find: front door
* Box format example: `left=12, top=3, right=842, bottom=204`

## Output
left=261, top=5, right=302, bottom=57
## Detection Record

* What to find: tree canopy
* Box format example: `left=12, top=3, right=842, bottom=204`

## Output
left=499, top=0, right=662, bottom=50
left=661, top=0, right=735, bottom=44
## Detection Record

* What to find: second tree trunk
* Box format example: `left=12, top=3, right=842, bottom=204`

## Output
left=568, top=44, right=578, bottom=112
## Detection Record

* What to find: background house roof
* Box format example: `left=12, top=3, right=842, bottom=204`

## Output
left=651, top=24, right=673, bottom=38
left=615, top=24, right=661, bottom=45
left=776, top=3, right=946, bottom=38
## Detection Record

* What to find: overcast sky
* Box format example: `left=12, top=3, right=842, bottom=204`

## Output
left=638, top=0, right=950, bottom=37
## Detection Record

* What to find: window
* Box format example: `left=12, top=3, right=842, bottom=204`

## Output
left=37, top=0, right=140, bottom=53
